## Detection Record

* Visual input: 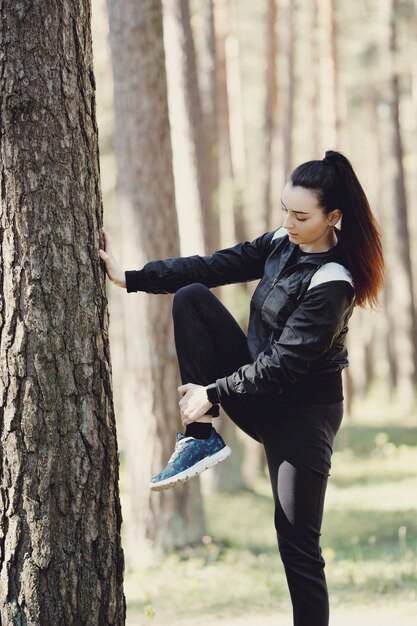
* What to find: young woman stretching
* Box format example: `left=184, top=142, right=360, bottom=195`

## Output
left=99, top=150, right=384, bottom=626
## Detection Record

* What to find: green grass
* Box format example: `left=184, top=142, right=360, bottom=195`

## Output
left=125, top=419, right=417, bottom=622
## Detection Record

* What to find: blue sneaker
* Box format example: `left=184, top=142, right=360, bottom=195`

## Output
left=150, top=428, right=231, bottom=491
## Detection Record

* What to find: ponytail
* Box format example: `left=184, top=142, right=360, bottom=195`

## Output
left=290, top=150, right=384, bottom=308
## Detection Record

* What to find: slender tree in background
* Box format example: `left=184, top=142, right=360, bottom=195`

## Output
left=382, top=0, right=417, bottom=401
left=261, top=0, right=278, bottom=231
left=106, top=0, right=206, bottom=560
left=200, top=0, right=221, bottom=252
left=319, top=0, right=342, bottom=149
left=195, top=0, right=247, bottom=492
left=224, top=0, right=247, bottom=246
left=163, top=0, right=206, bottom=256
left=213, top=0, right=237, bottom=266
left=178, top=0, right=212, bottom=240
left=0, top=1, right=125, bottom=623
left=306, top=0, right=320, bottom=157
left=281, top=0, right=295, bottom=180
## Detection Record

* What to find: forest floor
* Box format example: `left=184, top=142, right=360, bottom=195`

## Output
left=127, top=602, right=417, bottom=626
left=124, top=390, right=417, bottom=626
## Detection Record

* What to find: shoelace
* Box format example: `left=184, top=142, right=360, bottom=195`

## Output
left=168, top=436, right=194, bottom=464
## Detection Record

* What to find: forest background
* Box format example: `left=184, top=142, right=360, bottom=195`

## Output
left=90, top=0, right=417, bottom=624
left=1, top=0, right=416, bottom=625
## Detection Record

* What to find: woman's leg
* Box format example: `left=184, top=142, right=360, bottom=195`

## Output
left=150, top=283, right=263, bottom=490
left=258, top=402, right=343, bottom=626
left=172, top=283, right=261, bottom=441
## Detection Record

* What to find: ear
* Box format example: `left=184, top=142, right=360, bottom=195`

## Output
left=327, top=209, right=342, bottom=226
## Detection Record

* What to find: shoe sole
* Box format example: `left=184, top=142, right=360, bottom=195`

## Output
left=149, top=445, right=232, bottom=491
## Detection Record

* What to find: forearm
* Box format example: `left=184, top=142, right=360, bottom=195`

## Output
left=125, top=233, right=274, bottom=294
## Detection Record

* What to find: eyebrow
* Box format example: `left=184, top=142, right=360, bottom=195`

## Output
left=280, top=199, right=309, bottom=215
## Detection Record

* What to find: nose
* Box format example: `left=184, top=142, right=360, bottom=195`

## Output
left=283, top=213, right=295, bottom=231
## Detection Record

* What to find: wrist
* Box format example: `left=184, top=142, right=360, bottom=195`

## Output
left=114, top=272, right=126, bottom=288
left=206, top=383, right=220, bottom=406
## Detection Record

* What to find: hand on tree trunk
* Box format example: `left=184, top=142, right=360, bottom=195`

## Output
left=99, top=228, right=126, bottom=288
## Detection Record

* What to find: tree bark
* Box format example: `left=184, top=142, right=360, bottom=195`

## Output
left=0, top=1, right=125, bottom=623
left=106, top=0, right=206, bottom=562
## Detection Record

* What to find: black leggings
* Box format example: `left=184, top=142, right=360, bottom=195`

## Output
left=172, top=284, right=343, bottom=626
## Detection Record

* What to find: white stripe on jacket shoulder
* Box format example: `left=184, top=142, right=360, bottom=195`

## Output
left=271, top=226, right=288, bottom=241
left=307, top=262, right=354, bottom=291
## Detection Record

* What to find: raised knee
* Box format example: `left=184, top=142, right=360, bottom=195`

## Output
left=173, top=283, right=210, bottom=312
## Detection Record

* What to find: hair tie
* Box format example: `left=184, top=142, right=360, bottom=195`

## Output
left=323, top=150, right=339, bottom=166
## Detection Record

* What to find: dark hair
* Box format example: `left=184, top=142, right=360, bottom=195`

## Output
left=289, top=150, right=384, bottom=308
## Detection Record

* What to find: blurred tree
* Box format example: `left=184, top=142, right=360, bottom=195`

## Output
left=319, top=0, right=343, bottom=149
left=0, top=0, right=125, bottom=623
left=382, top=0, right=417, bottom=402
left=281, top=0, right=295, bottom=179
left=200, top=0, right=221, bottom=252
left=203, top=0, right=248, bottom=492
left=215, top=0, right=247, bottom=248
left=178, top=0, right=213, bottom=242
left=224, top=0, right=247, bottom=245
left=261, top=0, right=278, bottom=231
left=366, top=85, right=397, bottom=392
left=106, top=0, right=206, bottom=560
left=307, top=0, right=320, bottom=157
left=163, top=0, right=206, bottom=256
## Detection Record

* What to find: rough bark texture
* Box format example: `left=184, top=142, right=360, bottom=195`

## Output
left=106, top=0, right=206, bottom=561
left=0, top=1, right=125, bottom=624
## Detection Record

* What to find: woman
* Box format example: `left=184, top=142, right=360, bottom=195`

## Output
left=99, top=150, right=384, bottom=626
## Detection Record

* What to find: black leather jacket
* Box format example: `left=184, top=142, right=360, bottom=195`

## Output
left=125, top=227, right=355, bottom=404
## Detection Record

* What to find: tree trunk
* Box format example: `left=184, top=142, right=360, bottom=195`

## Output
left=319, top=0, right=342, bottom=149
left=366, top=85, right=397, bottom=392
left=179, top=0, right=212, bottom=240
left=207, top=0, right=247, bottom=491
left=163, top=0, right=206, bottom=256
left=0, top=1, right=125, bottom=623
left=214, top=0, right=248, bottom=247
left=200, top=0, right=221, bottom=252
left=261, top=0, right=278, bottom=231
left=106, top=0, right=206, bottom=562
left=382, top=0, right=417, bottom=401
left=281, top=0, right=295, bottom=180
left=306, top=0, right=320, bottom=156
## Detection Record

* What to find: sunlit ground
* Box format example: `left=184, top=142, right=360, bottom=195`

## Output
left=124, top=384, right=417, bottom=625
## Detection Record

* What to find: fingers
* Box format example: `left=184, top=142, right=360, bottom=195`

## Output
left=101, top=228, right=112, bottom=253
left=178, top=383, right=191, bottom=396
left=180, top=410, right=194, bottom=427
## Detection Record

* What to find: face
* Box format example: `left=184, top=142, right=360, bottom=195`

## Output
left=280, top=182, right=341, bottom=252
